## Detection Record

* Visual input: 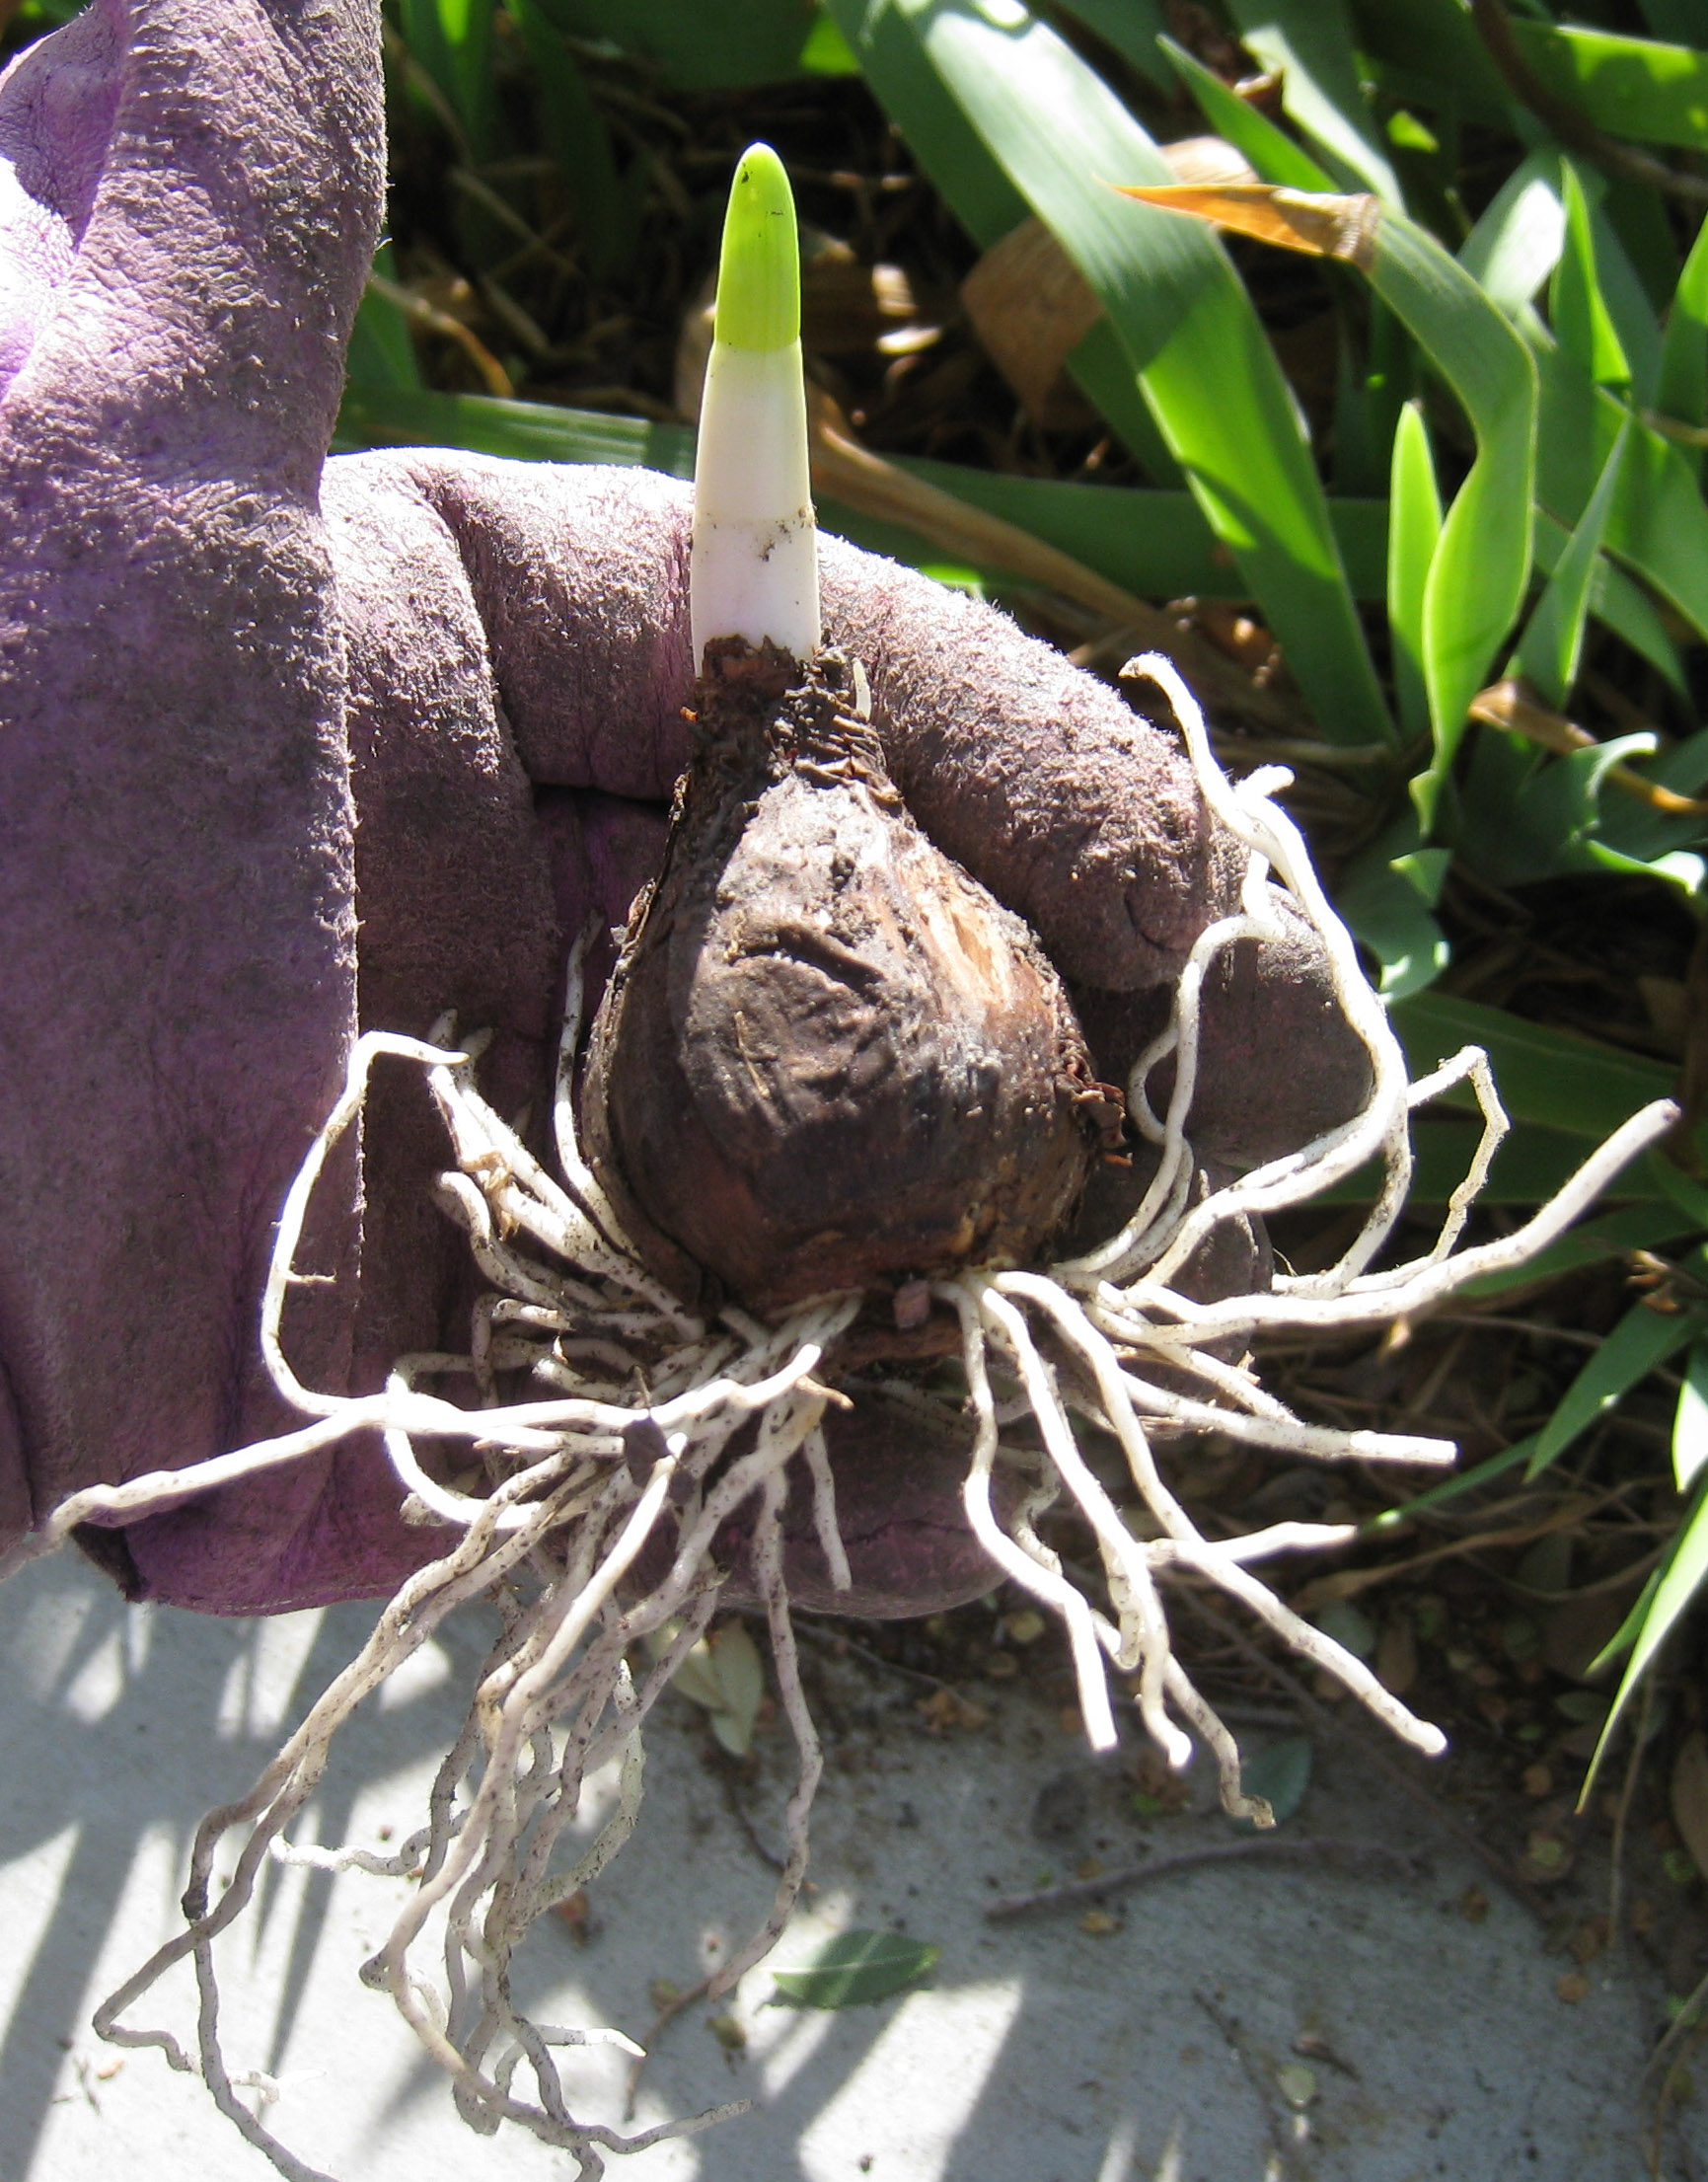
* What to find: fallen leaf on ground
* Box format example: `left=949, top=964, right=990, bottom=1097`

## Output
left=770, top=1930, right=941, bottom=2009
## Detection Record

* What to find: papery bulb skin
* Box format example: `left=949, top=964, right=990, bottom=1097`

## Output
left=581, top=643, right=1112, bottom=1316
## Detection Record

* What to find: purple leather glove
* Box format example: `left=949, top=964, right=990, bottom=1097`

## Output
left=0, top=0, right=1370, bottom=1618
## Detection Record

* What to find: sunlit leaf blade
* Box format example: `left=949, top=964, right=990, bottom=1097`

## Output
left=1509, top=22, right=1708, bottom=153
left=1224, top=0, right=1403, bottom=203
left=1515, top=419, right=1629, bottom=708
left=825, top=0, right=1392, bottom=747
left=1388, top=400, right=1442, bottom=742
left=1659, top=209, right=1708, bottom=438
left=1160, top=36, right=1336, bottom=192
left=334, top=384, right=697, bottom=475
left=1584, top=1471, right=1708, bottom=1795
left=1676, top=1341, right=1708, bottom=1492
left=771, top=1930, right=941, bottom=2009
left=1459, top=150, right=1566, bottom=315
left=1121, top=187, right=1525, bottom=826
left=1364, top=214, right=1536, bottom=826
left=1527, top=1300, right=1708, bottom=1476
left=1532, top=507, right=1685, bottom=693
left=1551, top=165, right=1633, bottom=395
left=1534, top=349, right=1708, bottom=645
left=1336, top=812, right=1448, bottom=1002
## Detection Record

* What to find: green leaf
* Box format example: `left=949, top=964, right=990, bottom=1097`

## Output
left=826, top=0, right=1392, bottom=748
left=1336, top=811, right=1449, bottom=1002
left=1533, top=344, right=1708, bottom=647
left=334, top=384, right=697, bottom=475
left=1509, top=22, right=1708, bottom=154
left=895, top=458, right=1387, bottom=603
left=1514, top=419, right=1629, bottom=708
left=504, top=0, right=627, bottom=276
left=770, top=1929, right=941, bottom=2008
left=1389, top=991, right=1677, bottom=1139
left=394, top=0, right=497, bottom=154
left=1318, top=1121, right=1689, bottom=1212
left=1056, top=0, right=1172, bottom=93
left=1584, top=1470, right=1708, bottom=1792
left=1364, top=1437, right=1540, bottom=1532
left=1460, top=151, right=1565, bottom=316
left=1676, top=1340, right=1708, bottom=1492
left=1660, top=209, right=1708, bottom=438
left=1224, top=0, right=1403, bottom=204
left=1359, top=211, right=1536, bottom=826
left=1526, top=1300, right=1708, bottom=1475
left=1551, top=165, right=1634, bottom=396
left=530, top=0, right=827, bottom=88
left=348, top=247, right=424, bottom=393
left=1161, top=37, right=1336, bottom=190
left=1531, top=506, right=1685, bottom=694
left=1387, top=399, right=1443, bottom=744
left=1349, top=0, right=1513, bottom=125
left=800, top=5, right=861, bottom=73
left=1235, top=1735, right=1313, bottom=1829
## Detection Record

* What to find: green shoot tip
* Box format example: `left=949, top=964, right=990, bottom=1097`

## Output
left=713, top=142, right=800, bottom=353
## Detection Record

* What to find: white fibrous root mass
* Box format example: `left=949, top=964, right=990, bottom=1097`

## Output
left=4, top=657, right=1677, bottom=2182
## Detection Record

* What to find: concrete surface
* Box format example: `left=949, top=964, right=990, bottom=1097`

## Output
left=0, top=1547, right=1695, bottom=2182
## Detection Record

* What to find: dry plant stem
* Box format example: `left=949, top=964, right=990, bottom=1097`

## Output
left=985, top=1836, right=1422, bottom=1921
left=1177, top=1592, right=1558, bottom=1926
left=5, top=652, right=1675, bottom=2174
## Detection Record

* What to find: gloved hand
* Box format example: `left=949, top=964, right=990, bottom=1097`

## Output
left=0, top=0, right=1371, bottom=1618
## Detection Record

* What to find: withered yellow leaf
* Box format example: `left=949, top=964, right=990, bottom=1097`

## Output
left=1113, top=183, right=1380, bottom=271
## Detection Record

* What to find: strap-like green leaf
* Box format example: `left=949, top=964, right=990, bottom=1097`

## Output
left=1676, top=1340, right=1708, bottom=1493
left=1659, top=208, right=1708, bottom=435
left=334, top=383, right=696, bottom=475
left=1514, top=419, right=1629, bottom=708
left=1161, top=37, right=1336, bottom=191
left=1552, top=165, right=1634, bottom=395
left=1528, top=1299, right=1708, bottom=1475
left=1387, top=400, right=1442, bottom=743
left=1364, top=214, right=1536, bottom=824
left=1584, top=1468, right=1708, bottom=1794
left=825, top=0, right=1392, bottom=747
left=1225, top=0, right=1404, bottom=205
left=1390, top=992, right=1675, bottom=1138
left=1510, top=21, right=1708, bottom=153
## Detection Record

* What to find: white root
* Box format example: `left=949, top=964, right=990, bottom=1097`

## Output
left=4, top=654, right=1674, bottom=2179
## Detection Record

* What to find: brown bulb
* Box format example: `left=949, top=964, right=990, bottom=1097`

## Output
left=579, top=642, right=1111, bottom=1316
